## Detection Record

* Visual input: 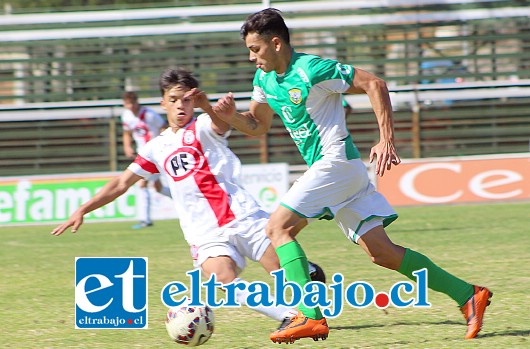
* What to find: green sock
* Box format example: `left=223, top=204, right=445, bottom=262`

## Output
left=398, top=248, right=474, bottom=307
left=276, top=241, right=323, bottom=320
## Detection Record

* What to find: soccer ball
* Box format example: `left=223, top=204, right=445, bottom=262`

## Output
left=308, top=261, right=326, bottom=283
left=165, top=303, right=215, bottom=346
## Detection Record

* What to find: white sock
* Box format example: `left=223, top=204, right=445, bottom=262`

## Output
left=138, top=187, right=151, bottom=223
left=233, top=278, right=297, bottom=322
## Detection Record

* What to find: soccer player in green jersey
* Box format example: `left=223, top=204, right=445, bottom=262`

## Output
left=213, top=8, right=492, bottom=344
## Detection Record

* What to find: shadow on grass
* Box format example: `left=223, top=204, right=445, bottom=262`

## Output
left=479, top=329, right=530, bottom=338
left=332, top=321, right=529, bottom=340
left=395, top=319, right=462, bottom=326
left=330, top=319, right=462, bottom=331
left=331, top=323, right=385, bottom=331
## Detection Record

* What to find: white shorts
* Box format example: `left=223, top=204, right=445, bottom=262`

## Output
left=190, top=210, right=271, bottom=274
left=281, top=158, right=398, bottom=243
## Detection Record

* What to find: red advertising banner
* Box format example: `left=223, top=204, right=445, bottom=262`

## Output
left=377, top=153, right=530, bottom=206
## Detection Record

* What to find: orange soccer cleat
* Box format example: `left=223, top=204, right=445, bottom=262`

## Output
left=270, top=311, right=329, bottom=344
left=460, top=285, right=493, bottom=339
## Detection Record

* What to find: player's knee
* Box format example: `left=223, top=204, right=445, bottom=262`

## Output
left=201, top=257, right=237, bottom=283
left=265, top=223, right=289, bottom=243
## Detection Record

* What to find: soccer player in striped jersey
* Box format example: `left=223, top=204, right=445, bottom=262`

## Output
left=51, top=67, right=324, bottom=325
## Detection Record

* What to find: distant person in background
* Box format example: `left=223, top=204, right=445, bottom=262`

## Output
left=121, top=91, right=169, bottom=229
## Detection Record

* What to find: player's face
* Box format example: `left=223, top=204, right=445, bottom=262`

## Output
left=123, top=100, right=140, bottom=115
left=161, top=85, right=194, bottom=130
left=245, top=32, right=280, bottom=73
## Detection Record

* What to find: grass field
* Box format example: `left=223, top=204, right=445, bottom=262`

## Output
left=2, top=202, right=529, bottom=349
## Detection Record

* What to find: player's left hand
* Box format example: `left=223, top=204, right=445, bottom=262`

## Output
left=187, top=88, right=211, bottom=112
left=50, top=211, right=84, bottom=236
left=369, top=140, right=401, bottom=177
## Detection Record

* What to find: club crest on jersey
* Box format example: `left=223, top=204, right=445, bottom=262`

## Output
left=164, top=146, right=205, bottom=181
left=183, top=130, right=195, bottom=145
left=288, top=88, right=302, bottom=105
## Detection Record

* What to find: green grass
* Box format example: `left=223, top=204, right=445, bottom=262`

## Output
left=2, top=202, right=529, bottom=348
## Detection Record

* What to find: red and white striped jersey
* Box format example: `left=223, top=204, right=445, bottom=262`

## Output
left=127, top=114, right=262, bottom=245
left=121, top=106, right=167, bottom=151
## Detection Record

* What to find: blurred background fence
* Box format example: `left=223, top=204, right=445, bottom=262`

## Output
left=1, top=0, right=529, bottom=177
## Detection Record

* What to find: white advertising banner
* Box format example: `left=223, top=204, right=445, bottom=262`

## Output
left=0, top=163, right=290, bottom=226
left=240, top=162, right=290, bottom=213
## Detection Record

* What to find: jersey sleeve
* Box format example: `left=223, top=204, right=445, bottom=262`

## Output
left=127, top=141, right=160, bottom=178
left=306, top=56, right=355, bottom=93
left=196, top=113, right=230, bottom=142
left=251, top=70, right=267, bottom=103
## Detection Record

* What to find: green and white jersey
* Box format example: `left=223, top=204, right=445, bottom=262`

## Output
left=252, top=50, right=361, bottom=166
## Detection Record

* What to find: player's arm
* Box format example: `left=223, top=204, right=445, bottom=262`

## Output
left=346, top=67, right=401, bottom=176
left=51, top=170, right=142, bottom=236
left=122, top=129, right=135, bottom=158
left=187, top=88, right=230, bottom=135
left=213, top=92, right=274, bottom=136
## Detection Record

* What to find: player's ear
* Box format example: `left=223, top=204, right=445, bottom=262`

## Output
left=272, top=36, right=282, bottom=52
left=160, top=99, right=167, bottom=111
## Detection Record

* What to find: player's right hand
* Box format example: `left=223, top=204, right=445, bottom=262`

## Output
left=212, top=92, right=236, bottom=122
left=369, top=140, right=401, bottom=177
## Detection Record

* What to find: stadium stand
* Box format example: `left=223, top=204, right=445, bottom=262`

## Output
left=0, top=0, right=529, bottom=176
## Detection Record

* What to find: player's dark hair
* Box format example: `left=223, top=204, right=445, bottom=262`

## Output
left=159, top=67, right=199, bottom=96
left=122, top=91, right=138, bottom=102
left=240, top=8, right=290, bottom=44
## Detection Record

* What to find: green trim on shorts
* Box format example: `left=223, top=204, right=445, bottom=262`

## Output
left=382, top=214, right=399, bottom=227
left=280, top=203, right=335, bottom=220
left=280, top=202, right=309, bottom=218
left=317, top=207, right=334, bottom=221
left=351, top=214, right=399, bottom=242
